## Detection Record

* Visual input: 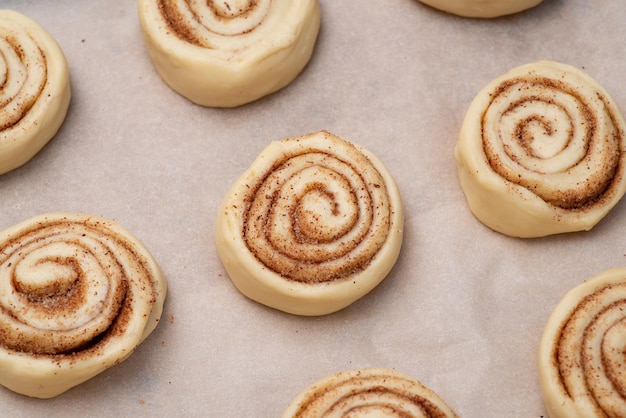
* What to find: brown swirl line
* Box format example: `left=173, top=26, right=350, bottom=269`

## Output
left=481, top=73, right=624, bottom=210
left=0, top=213, right=165, bottom=398
left=0, top=18, right=47, bottom=131
left=241, top=133, right=391, bottom=284
left=283, top=369, right=458, bottom=417
left=157, top=0, right=269, bottom=46
left=540, top=268, right=626, bottom=417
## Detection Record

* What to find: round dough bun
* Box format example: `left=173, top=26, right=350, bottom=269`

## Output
left=215, top=131, right=404, bottom=316
left=0, top=213, right=167, bottom=398
left=417, top=0, right=543, bottom=18
left=283, top=368, right=458, bottom=417
left=455, top=61, right=626, bottom=238
left=0, top=10, right=71, bottom=175
left=539, top=268, right=626, bottom=418
left=138, top=0, right=321, bottom=107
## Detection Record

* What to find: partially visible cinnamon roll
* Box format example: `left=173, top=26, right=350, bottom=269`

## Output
left=215, top=131, right=403, bottom=316
left=0, top=213, right=167, bottom=398
left=416, top=0, right=542, bottom=18
left=539, top=268, right=626, bottom=418
left=137, top=0, right=321, bottom=108
left=0, top=10, right=71, bottom=175
left=455, top=61, right=626, bottom=237
left=282, top=368, right=458, bottom=417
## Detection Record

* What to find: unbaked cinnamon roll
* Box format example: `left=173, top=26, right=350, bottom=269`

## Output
left=215, top=131, right=403, bottom=316
left=0, top=213, right=167, bottom=398
left=416, top=0, right=542, bottom=18
left=455, top=61, right=626, bottom=237
left=0, top=10, right=71, bottom=175
left=282, top=368, right=458, bottom=417
left=137, top=0, right=321, bottom=108
left=539, top=268, right=626, bottom=418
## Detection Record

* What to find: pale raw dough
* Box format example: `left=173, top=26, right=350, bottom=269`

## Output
left=215, top=131, right=403, bottom=316
left=538, top=268, right=626, bottom=418
left=0, top=213, right=167, bottom=398
left=282, top=368, right=458, bottom=417
left=455, top=61, right=626, bottom=238
left=417, top=0, right=543, bottom=18
left=0, top=10, right=71, bottom=175
left=137, top=0, right=321, bottom=108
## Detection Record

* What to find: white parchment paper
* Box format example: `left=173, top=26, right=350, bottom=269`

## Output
left=0, top=1, right=624, bottom=416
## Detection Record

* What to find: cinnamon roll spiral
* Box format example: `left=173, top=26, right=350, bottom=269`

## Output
left=0, top=10, right=71, bottom=175
left=0, top=213, right=167, bottom=398
left=137, top=0, right=321, bottom=107
left=282, top=368, right=458, bottom=417
left=215, top=131, right=403, bottom=316
left=416, top=0, right=542, bottom=18
left=455, top=61, right=626, bottom=237
left=539, top=268, right=626, bottom=418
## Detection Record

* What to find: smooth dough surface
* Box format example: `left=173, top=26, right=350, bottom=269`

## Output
left=0, top=10, right=71, bottom=175
left=0, top=213, right=167, bottom=398
left=282, top=368, right=458, bottom=417
left=455, top=61, right=626, bottom=238
left=539, top=268, right=626, bottom=418
left=137, top=0, right=321, bottom=108
left=417, top=0, right=543, bottom=18
left=215, top=131, right=403, bottom=316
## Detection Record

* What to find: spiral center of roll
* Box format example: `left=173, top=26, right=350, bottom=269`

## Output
left=242, top=139, right=391, bottom=283
left=287, top=167, right=359, bottom=245
left=210, top=0, right=256, bottom=18
left=483, top=77, right=621, bottom=209
left=0, top=227, right=131, bottom=355
left=512, top=109, right=570, bottom=160
left=14, top=253, right=78, bottom=298
left=161, top=0, right=271, bottom=44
